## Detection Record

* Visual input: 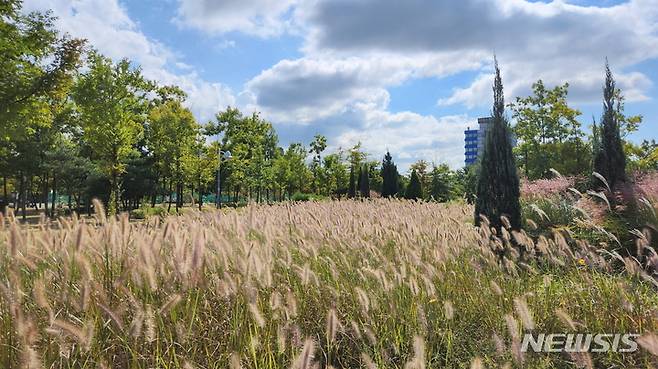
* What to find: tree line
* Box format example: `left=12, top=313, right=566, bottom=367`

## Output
left=0, top=1, right=473, bottom=219
left=1, top=0, right=655, bottom=220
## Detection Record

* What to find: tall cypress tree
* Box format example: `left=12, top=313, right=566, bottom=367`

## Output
left=348, top=166, right=356, bottom=198
left=474, top=60, right=521, bottom=230
left=405, top=170, right=422, bottom=200
left=593, top=62, right=626, bottom=191
left=381, top=151, right=399, bottom=197
left=359, top=164, right=370, bottom=198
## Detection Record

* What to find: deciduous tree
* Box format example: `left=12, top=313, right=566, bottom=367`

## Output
left=73, top=52, right=153, bottom=214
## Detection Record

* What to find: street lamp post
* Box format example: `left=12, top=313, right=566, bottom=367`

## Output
left=216, top=149, right=232, bottom=209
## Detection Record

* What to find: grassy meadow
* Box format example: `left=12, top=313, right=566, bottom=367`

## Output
left=1, top=200, right=657, bottom=368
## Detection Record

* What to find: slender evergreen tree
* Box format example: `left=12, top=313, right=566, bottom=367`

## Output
left=381, top=151, right=399, bottom=197
left=474, top=59, right=521, bottom=230
left=405, top=170, right=422, bottom=200
left=348, top=166, right=356, bottom=198
left=593, top=62, right=626, bottom=191
left=359, top=164, right=370, bottom=198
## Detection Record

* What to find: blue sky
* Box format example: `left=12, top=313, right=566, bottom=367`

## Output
left=23, top=0, right=658, bottom=170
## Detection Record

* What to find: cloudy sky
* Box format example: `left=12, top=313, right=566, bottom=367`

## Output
left=22, top=0, right=658, bottom=170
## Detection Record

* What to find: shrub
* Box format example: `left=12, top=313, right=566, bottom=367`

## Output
left=522, top=197, right=585, bottom=233
left=521, top=176, right=575, bottom=199
left=130, top=206, right=168, bottom=219
left=130, top=208, right=146, bottom=219
left=292, top=192, right=312, bottom=202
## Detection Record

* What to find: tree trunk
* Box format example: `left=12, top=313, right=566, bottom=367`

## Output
left=151, top=176, right=158, bottom=208
left=167, top=179, right=173, bottom=212
left=108, top=173, right=119, bottom=216
left=180, top=183, right=184, bottom=209
left=30, top=177, right=37, bottom=210
left=19, top=175, right=26, bottom=220
left=43, top=173, right=49, bottom=216
left=3, top=175, right=8, bottom=211
left=175, top=182, right=182, bottom=212
left=198, top=179, right=203, bottom=210
left=51, top=175, right=57, bottom=218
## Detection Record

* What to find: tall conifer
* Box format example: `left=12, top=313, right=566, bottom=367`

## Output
left=348, top=166, right=356, bottom=198
left=359, top=165, right=370, bottom=198
left=593, top=62, right=626, bottom=190
left=474, top=59, right=521, bottom=230
left=405, top=170, right=422, bottom=200
left=381, top=151, right=399, bottom=197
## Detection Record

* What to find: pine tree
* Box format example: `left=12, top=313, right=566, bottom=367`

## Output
left=474, top=59, right=521, bottom=230
left=405, top=170, right=422, bottom=200
left=348, top=166, right=356, bottom=198
left=359, top=164, right=370, bottom=198
left=381, top=151, right=399, bottom=197
left=593, top=62, right=626, bottom=191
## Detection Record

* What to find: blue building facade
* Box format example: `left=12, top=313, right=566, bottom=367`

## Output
left=464, top=128, right=478, bottom=165
left=464, top=117, right=493, bottom=166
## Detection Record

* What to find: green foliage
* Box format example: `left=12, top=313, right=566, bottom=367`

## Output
left=211, top=108, right=281, bottom=201
left=147, top=99, right=199, bottom=211
left=475, top=60, right=522, bottom=230
left=405, top=170, right=422, bottom=200
left=73, top=52, right=153, bottom=214
left=309, top=134, right=327, bottom=192
left=429, top=164, right=453, bottom=202
left=348, top=166, right=356, bottom=198
left=409, top=160, right=430, bottom=198
left=130, top=205, right=167, bottom=219
left=510, top=80, right=588, bottom=179
left=593, top=62, right=627, bottom=191
left=522, top=197, right=585, bottom=235
left=185, top=137, right=217, bottom=209
left=0, top=1, right=84, bottom=148
left=322, top=152, right=349, bottom=196
left=626, top=140, right=658, bottom=172
left=358, top=164, right=370, bottom=198
left=456, top=164, right=478, bottom=204
left=381, top=151, right=399, bottom=198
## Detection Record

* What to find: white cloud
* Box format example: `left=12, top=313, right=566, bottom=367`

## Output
left=22, top=0, right=235, bottom=123
left=298, top=0, right=658, bottom=107
left=334, top=112, right=472, bottom=170
left=242, top=55, right=476, bottom=168
left=243, top=0, right=658, bottom=168
left=174, top=0, right=298, bottom=37
left=244, top=53, right=485, bottom=123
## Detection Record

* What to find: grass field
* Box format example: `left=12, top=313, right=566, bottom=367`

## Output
left=1, top=200, right=657, bottom=368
